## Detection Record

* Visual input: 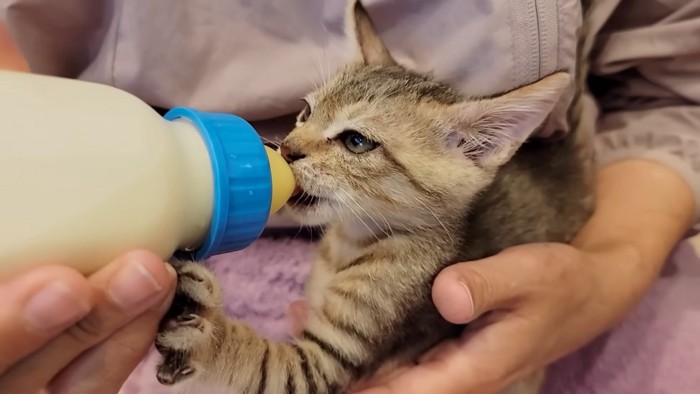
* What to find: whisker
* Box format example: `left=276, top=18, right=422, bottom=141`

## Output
left=303, top=46, right=323, bottom=92
left=337, top=189, right=389, bottom=239
left=365, top=201, right=397, bottom=238
left=333, top=191, right=381, bottom=242
left=260, top=135, right=282, bottom=149
left=322, top=46, right=331, bottom=90
left=415, top=198, right=455, bottom=246
left=314, top=49, right=326, bottom=91
left=301, top=192, right=313, bottom=205
left=291, top=220, right=305, bottom=242
left=375, top=209, right=395, bottom=238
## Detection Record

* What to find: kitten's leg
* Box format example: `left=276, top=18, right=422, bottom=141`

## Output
left=156, top=260, right=356, bottom=392
left=501, top=369, right=546, bottom=394
left=155, top=259, right=436, bottom=393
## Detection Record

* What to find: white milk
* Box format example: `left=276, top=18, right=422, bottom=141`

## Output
left=0, top=71, right=295, bottom=279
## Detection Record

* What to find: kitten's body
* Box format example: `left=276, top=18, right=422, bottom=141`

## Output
left=155, top=1, right=594, bottom=393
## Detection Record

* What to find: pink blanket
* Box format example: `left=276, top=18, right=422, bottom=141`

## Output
left=122, top=238, right=700, bottom=394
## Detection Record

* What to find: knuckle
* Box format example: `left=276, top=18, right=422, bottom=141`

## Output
left=542, top=251, right=569, bottom=281
left=64, top=313, right=108, bottom=346
left=536, top=245, right=592, bottom=305
left=506, top=244, right=586, bottom=299
left=511, top=246, right=548, bottom=271
left=109, top=333, right=150, bottom=360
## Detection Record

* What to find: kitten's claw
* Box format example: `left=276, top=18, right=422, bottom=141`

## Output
left=155, top=260, right=224, bottom=385
left=156, top=366, right=195, bottom=385
left=156, top=351, right=196, bottom=385
left=177, top=313, right=202, bottom=325
left=180, top=271, right=205, bottom=282
left=172, top=261, right=219, bottom=308
left=162, top=313, right=204, bottom=331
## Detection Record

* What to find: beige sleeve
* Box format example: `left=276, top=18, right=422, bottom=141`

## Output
left=590, top=1, right=700, bottom=222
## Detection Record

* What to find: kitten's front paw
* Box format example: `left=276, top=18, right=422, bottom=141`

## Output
left=155, top=261, right=223, bottom=385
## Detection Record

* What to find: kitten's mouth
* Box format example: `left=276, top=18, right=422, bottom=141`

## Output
left=288, top=186, right=323, bottom=207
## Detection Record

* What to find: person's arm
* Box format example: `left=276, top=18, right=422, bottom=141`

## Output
left=0, top=20, right=28, bottom=71
left=572, top=158, right=694, bottom=299
left=574, top=0, right=700, bottom=304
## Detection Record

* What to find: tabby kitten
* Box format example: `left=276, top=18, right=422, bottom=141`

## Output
left=154, top=1, right=594, bottom=393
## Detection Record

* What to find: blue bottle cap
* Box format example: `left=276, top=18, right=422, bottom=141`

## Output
left=164, top=107, right=272, bottom=260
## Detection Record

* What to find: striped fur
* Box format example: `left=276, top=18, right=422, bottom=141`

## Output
left=155, top=1, right=595, bottom=393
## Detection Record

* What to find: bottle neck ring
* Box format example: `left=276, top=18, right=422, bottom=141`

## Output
left=164, top=107, right=272, bottom=260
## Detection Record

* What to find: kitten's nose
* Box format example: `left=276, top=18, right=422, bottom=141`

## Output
left=280, top=143, right=306, bottom=163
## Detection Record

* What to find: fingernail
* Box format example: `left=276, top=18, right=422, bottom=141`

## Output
left=458, top=281, right=475, bottom=320
left=151, top=264, right=177, bottom=313
left=108, top=260, right=163, bottom=309
left=434, top=272, right=476, bottom=324
left=24, top=282, right=91, bottom=332
left=165, top=263, right=177, bottom=280
left=444, top=280, right=475, bottom=323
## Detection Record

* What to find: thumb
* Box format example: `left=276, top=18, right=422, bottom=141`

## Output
left=432, top=247, right=535, bottom=324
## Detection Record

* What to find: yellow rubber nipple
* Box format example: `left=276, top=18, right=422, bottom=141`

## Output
left=264, top=146, right=296, bottom=215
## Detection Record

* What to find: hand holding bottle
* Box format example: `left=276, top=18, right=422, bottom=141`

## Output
left=0, top=250, right=176, bottom=393
left=0, top=47, right=295, bottom=393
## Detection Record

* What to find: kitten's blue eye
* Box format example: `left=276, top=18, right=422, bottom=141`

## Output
left=339, top=130, right=379, bottom=154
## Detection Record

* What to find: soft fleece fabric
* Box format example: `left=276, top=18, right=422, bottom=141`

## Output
left=120, top=237, right=700, bottom=394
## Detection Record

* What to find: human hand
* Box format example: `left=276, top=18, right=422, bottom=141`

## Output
left=0, top=250, right=176, bottom=394
left=351, top=242, right=641, bottom=394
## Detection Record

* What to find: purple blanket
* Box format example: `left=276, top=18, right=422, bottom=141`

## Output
left=121, top=237, right=700, bottom=394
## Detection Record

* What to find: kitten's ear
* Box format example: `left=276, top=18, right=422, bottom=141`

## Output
left=347, top=0, right=397, bottom=67
left=445, top=72, right=571, bottom=168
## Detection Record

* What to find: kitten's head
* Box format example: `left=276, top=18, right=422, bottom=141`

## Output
left=281, top=0, right=569, bottom=232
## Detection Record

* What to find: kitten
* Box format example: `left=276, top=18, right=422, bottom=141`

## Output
left=154, top=1, right=594, bottom=393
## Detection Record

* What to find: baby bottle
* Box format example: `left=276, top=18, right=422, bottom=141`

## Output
left=0, top=70, right=296, bottom=279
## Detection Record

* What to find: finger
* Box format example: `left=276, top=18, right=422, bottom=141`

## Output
left=0, top=266, right=93, bottom=374
left=0, top=250, right=175, bottom=393
left=48, top=274, right=176, bottom=394
left=350, top=363, right=414, bottom=392
left=353, top=357, right=479, bottom=394
left=356, top=317, right=535, bottom=394
left=287, top=299, right=309, bottom=338
left=432, top=245, right=550, bottom=324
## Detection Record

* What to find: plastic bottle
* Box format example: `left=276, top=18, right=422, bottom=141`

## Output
left=0, top=70, right=296, bottom=279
